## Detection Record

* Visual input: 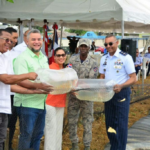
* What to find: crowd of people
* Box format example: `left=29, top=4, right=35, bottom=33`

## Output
left=134, top=47, right=150, bottom=76
left=0, top=27, right=138, bottom=150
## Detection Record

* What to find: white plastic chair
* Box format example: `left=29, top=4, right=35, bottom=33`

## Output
left=141, top=57, right=149, bottom=79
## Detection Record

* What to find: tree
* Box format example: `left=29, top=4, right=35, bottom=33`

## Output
left=65, top=29, right=87, bottom=36
left=34, top=26, right=44, bottom=33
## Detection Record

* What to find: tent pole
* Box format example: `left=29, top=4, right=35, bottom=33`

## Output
left=60, top=24, right=63, bottom=46
left=121, top=20, right=124, bottom=39
left=29, top=21, right=32, bottom=30
left=121, top=9, right=124, bottom=39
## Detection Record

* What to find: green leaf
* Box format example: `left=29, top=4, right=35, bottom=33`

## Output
left=7, top=0, right=14, bottom=3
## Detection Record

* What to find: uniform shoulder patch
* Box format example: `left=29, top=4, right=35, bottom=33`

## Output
left=119, top=51, right=127, bottom=56
left=93, top=67, right=98, bottom=72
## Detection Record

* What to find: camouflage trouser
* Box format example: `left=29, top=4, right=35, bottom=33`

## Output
left=67, top=96, right=93, bottom=146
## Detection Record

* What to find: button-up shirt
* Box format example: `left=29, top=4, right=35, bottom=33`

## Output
left=134, top=55, right=143, bottom=65
left=144, top=53, right=150, bottom=61
left=0, top=54, right=11, bottom=114
left=99, top=48, right=135, bottom=84
left=68, top=54, right=98, bottom=79
left=13, top=48, right=49, bottom=109
left=12, top=41, right=27, bottom=53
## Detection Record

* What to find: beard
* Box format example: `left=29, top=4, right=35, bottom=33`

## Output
left=30, top=47, right=41, bottom=53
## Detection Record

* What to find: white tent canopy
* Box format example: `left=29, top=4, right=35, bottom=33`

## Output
left=0, top=0, right=150, bottom=32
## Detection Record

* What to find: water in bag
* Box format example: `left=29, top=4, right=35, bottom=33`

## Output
left=35, top=68, right=78, bottom=94
left=74, top=79, right=116, bottom=102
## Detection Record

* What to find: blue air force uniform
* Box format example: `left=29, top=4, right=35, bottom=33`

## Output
left=134, top=55, right=143, bottom=75
left=99, top=48, right=135, bottom=150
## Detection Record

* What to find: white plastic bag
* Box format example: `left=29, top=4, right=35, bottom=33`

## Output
left=74, top=79, right=116, bottom=102
left=35, top=68, right=78, bottom=94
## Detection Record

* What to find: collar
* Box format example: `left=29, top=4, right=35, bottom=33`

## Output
left=22, top=41, right=27, bottom=47
left=75, top=54, right=91, bottom=64
left=50, top=62, right=61, bottom=69
left=107, top=48, right=120, bottom=58
left=26, top=47, right=43, bottom=58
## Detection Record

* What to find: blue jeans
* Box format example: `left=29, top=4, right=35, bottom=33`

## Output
left=16, top=106, right=46, bottom=150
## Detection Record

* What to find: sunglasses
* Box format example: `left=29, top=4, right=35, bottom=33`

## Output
left=55, top=54, right=66, bottom=57
left=0, top=37, right=13, bottom=44
left=104, top=41, right=117, bottom=47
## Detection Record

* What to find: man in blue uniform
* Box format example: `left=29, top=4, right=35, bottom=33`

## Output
left=134, top=49, right=143, bottom=75
left=99, top=35, right=136, bottom=150
left=144, top=46, right=150, bottom=76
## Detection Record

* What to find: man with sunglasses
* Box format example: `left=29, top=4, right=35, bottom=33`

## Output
left=99, top=35, right=136, bottom=150
left=68, top=39, right=98, bottom=150
left=5, top=27, right=18, bottom=49
left=0, top=29, right=45, bottom=150
left=4, top=29, right=31, bottom=150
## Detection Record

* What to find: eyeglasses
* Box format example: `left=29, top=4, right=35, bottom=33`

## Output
left=55, top=54, right=66, bottom=57
left=0, top=37, right=13, bottom=44
left=104, top=41, right=117, bottom=47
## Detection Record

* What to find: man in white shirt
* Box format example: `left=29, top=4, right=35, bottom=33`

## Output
left=12, top=29, right=30, bottom=55
left=5, top=29, right=31, bottom=150
left=0, top=29, right=47, bottom=150
left=5, top=27, right=18, bottom=48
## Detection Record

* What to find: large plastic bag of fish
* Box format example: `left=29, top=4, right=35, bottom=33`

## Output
left=35, top=68, right=78, bottom=94
left=74, top=79, right=116, bottom=102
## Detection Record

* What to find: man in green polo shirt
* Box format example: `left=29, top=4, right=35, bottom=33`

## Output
left=13, top=29, right=50, bottom=150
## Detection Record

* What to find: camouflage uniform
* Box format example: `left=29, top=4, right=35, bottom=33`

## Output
left=68, top=54, right=98, bottom=147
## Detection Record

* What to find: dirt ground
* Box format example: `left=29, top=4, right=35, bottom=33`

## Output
left=11, top=77, right=150, bottom=150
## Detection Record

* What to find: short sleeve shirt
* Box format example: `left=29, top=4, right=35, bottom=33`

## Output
left=99, top=48, right=135, bottom=84
left=0, top=54, right=11, bottom=114
left=144, top=53, right=150, bottom=61
left=13, top=48, right=49, bottom=109
left=12, top=41, right=27, bottom=53
left=134, top=55, right=143, bottom=65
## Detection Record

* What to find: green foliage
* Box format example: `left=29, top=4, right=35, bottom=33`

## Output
left=7, top=0, right=14, bottom=3
left=65, top=29, right=87, bottom=36
left=34, top=26, right=43, bottom=33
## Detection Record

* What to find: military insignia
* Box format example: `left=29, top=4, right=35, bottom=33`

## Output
left=67, top=64, right=72, bottom=68
left=104, top=69, right=106, bottom=72
left=117, top=70, right=119, bottom=73
left=118, top=66, right=122, bottom=69
left=103, top=58, right=107, bottom=65
left=93, top=67, right=98, bottom=72
left=114, top=66, right=117, bottom=69
left=119, top=51, right=127, bottom=56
